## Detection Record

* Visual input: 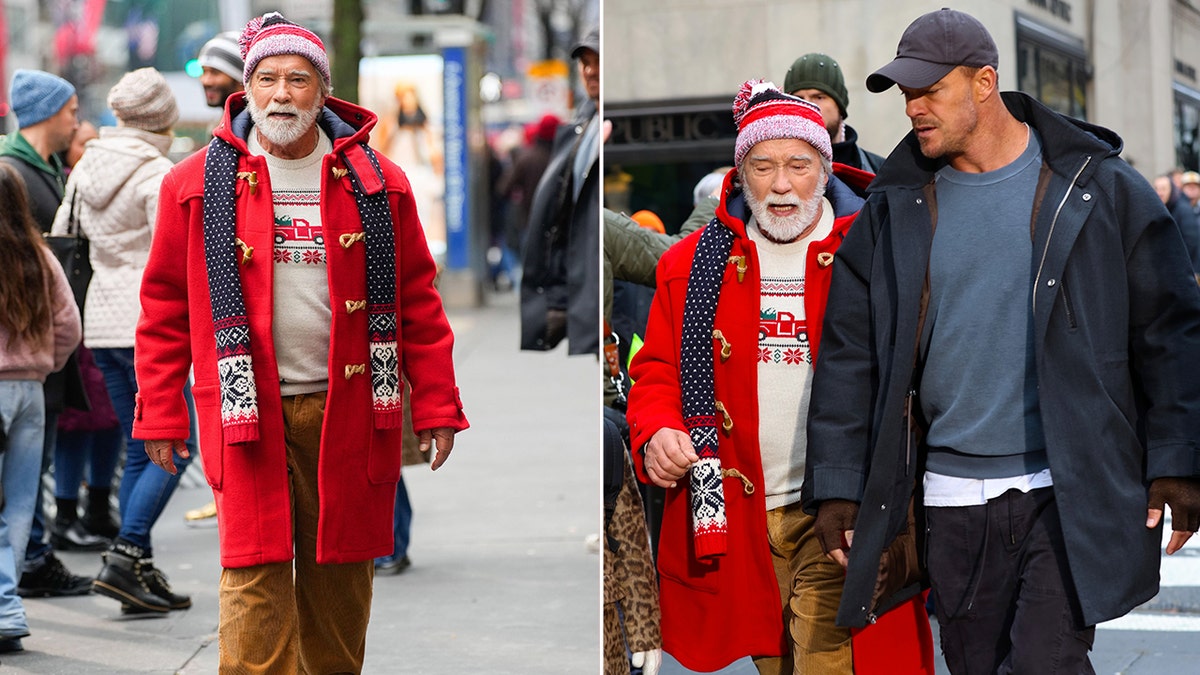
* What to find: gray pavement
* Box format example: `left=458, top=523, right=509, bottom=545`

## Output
left=8, top=290, right=601, bottom=674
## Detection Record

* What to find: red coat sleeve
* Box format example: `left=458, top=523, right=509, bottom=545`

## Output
left=389, top=172, right=468, bottom=434
left=133, top=168, right=195, bottom=441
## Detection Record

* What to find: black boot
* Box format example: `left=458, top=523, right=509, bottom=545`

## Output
left=139, top=558, right=191, bottom=610
left=50, top=498, right=108, bottom=551
left=80, top=487, right=120, bottom=540
left=92, top=540, right=170, bottom=613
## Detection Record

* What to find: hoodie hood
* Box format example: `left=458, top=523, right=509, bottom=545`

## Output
left=72, top=126, right=172, bottom=210
left=870, top=91, right=1122, bottom=192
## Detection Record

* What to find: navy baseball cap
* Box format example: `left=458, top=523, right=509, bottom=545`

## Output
left=866, top=8, right=998, bottom=93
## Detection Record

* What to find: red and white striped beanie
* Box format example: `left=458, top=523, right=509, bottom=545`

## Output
left=733, top=79, right=831, bottom=167
left=239, top=12, right=330, bottom=90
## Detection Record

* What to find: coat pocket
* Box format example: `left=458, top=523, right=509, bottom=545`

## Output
left=366, top=426, right=404, bottom=485
left=190, top=384, right=224, bottom=489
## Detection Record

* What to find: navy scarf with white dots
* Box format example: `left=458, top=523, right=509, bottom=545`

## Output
left=202, top=135, right=402, bottom=444
left=681, top=220, right=735, bottom=558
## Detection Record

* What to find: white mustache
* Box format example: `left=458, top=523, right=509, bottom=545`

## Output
left=263, top=104, right=300, bottom=116
left=765, top=198, right=800, bottom=207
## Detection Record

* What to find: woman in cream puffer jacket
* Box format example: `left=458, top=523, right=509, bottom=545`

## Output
left=50, top=67, right=197, bottom=614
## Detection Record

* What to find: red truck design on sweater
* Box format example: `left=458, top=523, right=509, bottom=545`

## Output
left=759, top=309, right=807, bottom=343
left=274, top=215, right=324, bottom=246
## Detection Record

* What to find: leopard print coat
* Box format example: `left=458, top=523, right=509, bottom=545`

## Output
left=604, top=452, right=661, bottom=674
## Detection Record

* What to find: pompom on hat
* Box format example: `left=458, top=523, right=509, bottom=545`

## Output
left=239, top=12, right=330, bottom=89
left=732, top=79, right=832, bottom=168
left=107, top=67, right=179, bottom=132
left=10, top=69, right=75, bottom=129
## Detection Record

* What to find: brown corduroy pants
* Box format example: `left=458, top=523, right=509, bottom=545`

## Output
left=218, top=392, right=375, bottom=675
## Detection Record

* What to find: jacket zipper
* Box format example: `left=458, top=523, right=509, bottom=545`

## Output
left=1032, top=157, right=1091, bottom=317
left=1060, top=281, right=1077, bottom=329
left=904, top=388, right=916, bottom=476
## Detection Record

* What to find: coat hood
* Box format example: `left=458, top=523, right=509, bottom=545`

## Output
left=869, top=91, right=1123, bottom=192
left=213, top=91, right=378, bottom=155
left=71, top=126, right=172, bottom=210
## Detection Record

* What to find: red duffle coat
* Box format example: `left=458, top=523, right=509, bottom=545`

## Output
left=628, top=165, right=932, bottom=673
left=132, top=94, right=468, bottom=568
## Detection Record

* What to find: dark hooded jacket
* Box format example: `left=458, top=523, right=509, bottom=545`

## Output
left=803, top=91, right=1200, bottom=628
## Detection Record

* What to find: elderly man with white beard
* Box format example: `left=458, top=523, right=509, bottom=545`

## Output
left=132, top=12, right=468, bottom=673
left=625, top=80, right=934, bottom=675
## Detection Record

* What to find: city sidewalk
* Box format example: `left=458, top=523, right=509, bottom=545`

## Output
left=10, top=290, right=602, bottom=674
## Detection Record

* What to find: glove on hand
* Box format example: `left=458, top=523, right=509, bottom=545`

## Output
left=631, top=649, right=662, bottom=675
left=813, top=499, right=859, bottom=556
left=1149, top=476, right=1200, bottom=532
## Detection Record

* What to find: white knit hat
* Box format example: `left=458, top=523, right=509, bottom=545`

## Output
left=107, top=67, right=179, bottom=132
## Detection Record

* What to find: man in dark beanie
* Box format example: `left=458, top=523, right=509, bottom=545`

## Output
left=806, top=8, right=1200, bottom=673
left=784, top=52, right=886, bottom=173
left=133, top=12, right=467, bottom=672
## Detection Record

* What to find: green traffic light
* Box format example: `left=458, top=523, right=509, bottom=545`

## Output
left=185, top=59, right=203, bottom=78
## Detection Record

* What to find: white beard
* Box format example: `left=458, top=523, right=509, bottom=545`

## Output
left=743, top=180, right=826, bottom=244
left=246, top=95, right=320, bottom=148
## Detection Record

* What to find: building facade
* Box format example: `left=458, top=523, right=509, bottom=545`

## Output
left=604, top=0, right=1200, bottom=224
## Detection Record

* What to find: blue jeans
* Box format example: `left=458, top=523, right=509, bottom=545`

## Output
left=0, top=381, right=48, bottom=635
left=54, top=425, right=123, bottom=500
left=376, top=476, right=412, bottom=563
left=93, top=348, right=196, bottom=551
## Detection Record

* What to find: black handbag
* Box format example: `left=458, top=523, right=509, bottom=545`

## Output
left=44, top=187, right=91, bottom=314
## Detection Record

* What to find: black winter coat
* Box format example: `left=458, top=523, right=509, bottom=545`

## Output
left=519, top=100, right=599, bottom=355
left=803, top=91, right=1200, bottom=628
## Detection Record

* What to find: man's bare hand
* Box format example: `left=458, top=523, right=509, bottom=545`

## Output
left=418, top=427, right=456, bottom=471
left=145, top=438, right=189, bottom=475
left=644, top=427, right=698, bottom=489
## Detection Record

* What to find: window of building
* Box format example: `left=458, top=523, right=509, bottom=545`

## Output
left=1015, top=14, right=1089, bottom=120
left=1176, top=82, right=1200, bottom=171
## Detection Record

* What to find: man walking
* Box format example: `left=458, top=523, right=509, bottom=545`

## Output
left=133, top=13, right=468, bottom=672
left=520, top=27, right=600, bottom=355
left=804, top=9, right=1200, bottom=674
left=627, top=80, right=931, bottom=674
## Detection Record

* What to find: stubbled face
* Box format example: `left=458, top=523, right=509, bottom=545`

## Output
left=201, top=67, right=243, bottom=108
left=246, top=54, right=325, bottom=151
left=577, top=49, right=599, bottom=102
left=899, top=67, right=979, bottom=161
left=739, top=137, right=827, bottom=244
left=791, top=88, right=841, bottom=138
left=47, top=94, right=80, bottom=155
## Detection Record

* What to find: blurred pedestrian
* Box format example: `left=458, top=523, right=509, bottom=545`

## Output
left=520, top=27, right=600, bottom=355
left=0, top=160, right=82, bottom=653
left=50, top=67, right=195, bottom=615
left=133, top=13, right=467, bottom=672
left=0, top=69, right=96, bottom=600
left=197, top=31, right=245, bottom=110
left=1154, top=173, right=1200, bottom=277
left=48, top=120, right=124, bottom=554
left=806, top=9, right=1200, bottom=674
left=498, top=113, right=560, bottom=269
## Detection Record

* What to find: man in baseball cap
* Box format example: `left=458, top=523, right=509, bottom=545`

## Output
left=807, top=8, right=1200, bottom=674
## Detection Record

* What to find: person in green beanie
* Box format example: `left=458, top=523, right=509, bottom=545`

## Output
left=784, top=53, right=886, bottom=173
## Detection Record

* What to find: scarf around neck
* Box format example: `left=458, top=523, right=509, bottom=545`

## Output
left=680, top=219, right=736, bottom=559
left=202, top=130, right=403, bottom=444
